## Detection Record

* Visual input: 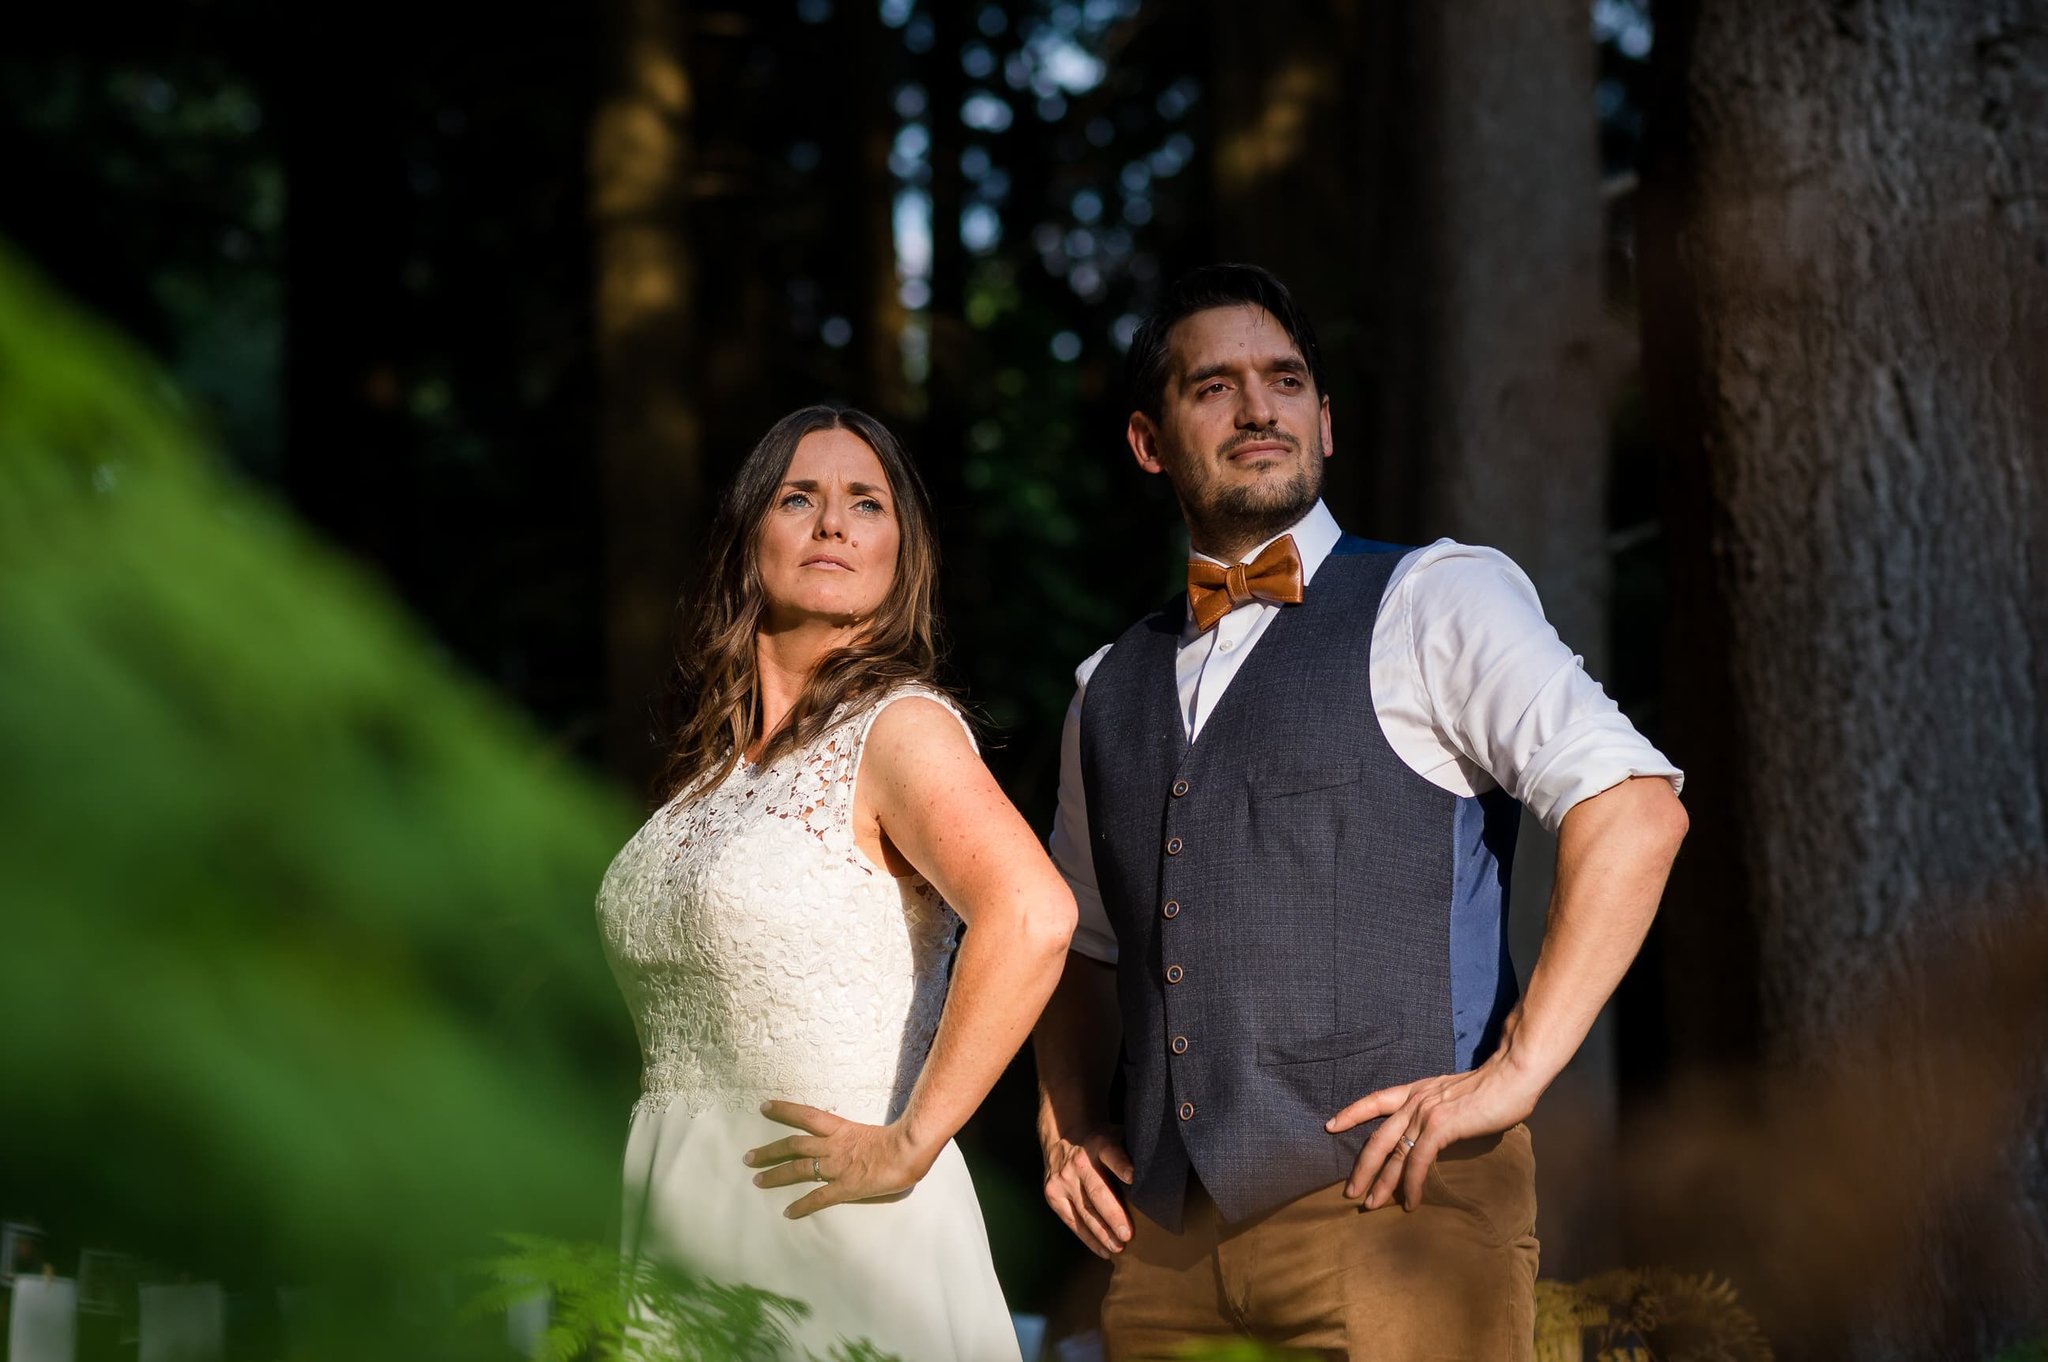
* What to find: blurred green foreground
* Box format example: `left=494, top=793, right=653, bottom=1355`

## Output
left=0, top=242, right=652, bottom=1356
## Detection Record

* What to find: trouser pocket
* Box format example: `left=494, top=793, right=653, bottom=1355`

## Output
left=1422, top=1122, right=1538, bottom=1248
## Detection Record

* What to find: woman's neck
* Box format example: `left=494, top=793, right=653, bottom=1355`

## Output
left=751, top=619, right=862, bottom=756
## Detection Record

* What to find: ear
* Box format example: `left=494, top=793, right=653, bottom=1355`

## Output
left=1127, top=412, right=1167, bottom=476
left=1319, top=396, right=1334, bottom=460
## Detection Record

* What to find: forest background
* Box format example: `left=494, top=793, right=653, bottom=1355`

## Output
left=2, top=2, right=2044, bottom=1360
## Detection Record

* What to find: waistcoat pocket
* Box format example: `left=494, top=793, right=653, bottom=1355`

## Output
left=1246, top=758, right=1371, bottom=799
left=1256, top=1027, right=1401, bottom=1066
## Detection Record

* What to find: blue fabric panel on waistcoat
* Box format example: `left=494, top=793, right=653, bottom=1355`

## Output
left=1328, top=533, right=1408, bottom=560
left=1450, top=788, right=1521, bottom=1070
left=1340, top=530, right=1520, bottom=1069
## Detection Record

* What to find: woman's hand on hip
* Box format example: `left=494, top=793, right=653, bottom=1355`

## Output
left=743, top=1099, right=939, bottom=1218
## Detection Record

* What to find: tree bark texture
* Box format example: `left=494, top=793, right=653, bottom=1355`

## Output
left=1381, top=2, right=1614, bottom=670
left=591, top=0, right=700, bottom=793
left=1208, top=0, right=1621, bottom=1277
left=1639, top=2, right=2048, bottom=1355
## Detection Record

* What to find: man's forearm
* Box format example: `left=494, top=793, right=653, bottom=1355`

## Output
left=1498, top=775, right=1688, bottom=1091
left=1033, top=951, right=1121, bottom=1148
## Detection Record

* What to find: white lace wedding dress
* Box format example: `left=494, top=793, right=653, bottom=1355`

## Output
left=597, top=687, right=1022, bottom=1362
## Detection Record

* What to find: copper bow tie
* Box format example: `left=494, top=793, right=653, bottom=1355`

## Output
left=1186, top=535, right=1305, bottom=632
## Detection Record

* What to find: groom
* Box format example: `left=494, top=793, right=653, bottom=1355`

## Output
left=1033, top=264, right=1689, bottom=1359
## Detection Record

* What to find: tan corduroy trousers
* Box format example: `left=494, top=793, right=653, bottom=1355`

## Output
left=1101, top=1124, right=1540, bottom=1361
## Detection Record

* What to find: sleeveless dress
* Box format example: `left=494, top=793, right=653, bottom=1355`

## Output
left=596, top=687, right=1022, bottom=1362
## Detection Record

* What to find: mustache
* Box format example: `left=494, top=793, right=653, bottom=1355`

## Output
left=1217, top=428, right=1302, bottom=458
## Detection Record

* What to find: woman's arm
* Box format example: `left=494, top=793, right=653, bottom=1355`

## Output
left=744, top=696, right=1077, bottom=1216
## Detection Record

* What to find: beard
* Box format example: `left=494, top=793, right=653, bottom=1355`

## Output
left=1179, top=428, right=1326, bottom=558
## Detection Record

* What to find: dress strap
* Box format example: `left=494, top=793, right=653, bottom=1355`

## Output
left=822, top=686, right=976, bottom=849
left=852, top=684, right=977, bottom=755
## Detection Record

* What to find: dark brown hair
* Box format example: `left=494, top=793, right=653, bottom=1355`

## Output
left=655, top=404, right=947, bottom=803
left=1124, top=262, right=1326, bottom=420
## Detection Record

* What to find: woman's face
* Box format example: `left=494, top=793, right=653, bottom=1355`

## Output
left=755, top=428, right=901, bottom=631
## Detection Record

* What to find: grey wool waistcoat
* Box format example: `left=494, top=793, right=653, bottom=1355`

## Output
left=1079, top=536, right=1523, bottom=1232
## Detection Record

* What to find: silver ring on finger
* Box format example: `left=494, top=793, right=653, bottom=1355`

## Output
left=1397, top=1135, right=1417, bottom=1154
left=811, top=1157, right=826, bottom=1182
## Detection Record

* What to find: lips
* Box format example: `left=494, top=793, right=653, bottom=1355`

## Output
left=1227, top=442, right=1293, bottom=461
left=800, top=554, right=854, bottom=570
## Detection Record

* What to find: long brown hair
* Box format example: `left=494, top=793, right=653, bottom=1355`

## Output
left=655, top=404, right=948, bottom=803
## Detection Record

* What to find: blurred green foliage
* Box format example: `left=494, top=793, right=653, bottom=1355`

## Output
left=470, top=1236, right=806, bottom=1362
left=0, top=242, right=641, bottom=1351
left=469, top=1236, right=904, bottom=1362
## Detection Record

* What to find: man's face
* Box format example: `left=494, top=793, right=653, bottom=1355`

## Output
left=1127, top=304, right=1332, bottom=554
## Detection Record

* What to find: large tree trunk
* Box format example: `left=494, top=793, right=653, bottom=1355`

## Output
left=1208, top=0, right=1621, bottom=1276
left=1638, top=2, right=2048, bottom=1355
left=591, top=0, right=701, bottom=793
left=1405, top=0, right=1620, bottom=1284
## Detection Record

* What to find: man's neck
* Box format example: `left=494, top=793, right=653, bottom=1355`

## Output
left=1186, top=511, right=1308, bottom=565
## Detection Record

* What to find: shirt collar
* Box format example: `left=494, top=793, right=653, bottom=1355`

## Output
left=1188, top=499, right=1343, bottom=584
left=1180, top=500, right=1343, bottom=641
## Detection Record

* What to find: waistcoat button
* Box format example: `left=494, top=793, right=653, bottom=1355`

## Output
left=1164, top=964, right=1184, bottom=984
left=1171, top=779, right=1190, bottom=797
left=1178, top=1101, right=1195, bottom=1121
left=1171, top=1035, right=1188, bottom=1054
left=1165, top=836, right=1184, bottom=855
left=1162, top=900, right=1180, bottom=919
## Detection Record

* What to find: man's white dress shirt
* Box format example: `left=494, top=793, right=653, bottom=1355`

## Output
left=1051, top=500, right=1683, bottom=964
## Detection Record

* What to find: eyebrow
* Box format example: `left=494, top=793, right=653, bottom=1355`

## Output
left=1183, top=355, right=1309, bottom=386
left=783, top=479, right=889, bottom=496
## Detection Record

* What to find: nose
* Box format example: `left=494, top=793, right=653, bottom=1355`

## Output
left=1238, top=381, right=1278, bottom=429
left=814, top=495, right=847, bottom=540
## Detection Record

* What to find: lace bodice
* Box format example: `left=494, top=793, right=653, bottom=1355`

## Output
left=597, top=688, right=967, bottom=1124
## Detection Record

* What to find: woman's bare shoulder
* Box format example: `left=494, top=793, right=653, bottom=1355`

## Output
left=864, top=688, right=978, bottom=767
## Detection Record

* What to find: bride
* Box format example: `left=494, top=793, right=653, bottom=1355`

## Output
left=597, top=404, right=1075, bottom=1360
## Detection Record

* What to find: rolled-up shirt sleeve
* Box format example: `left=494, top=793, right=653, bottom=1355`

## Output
left=1389, top=543, right=1683, bottom=833
left=1051, top=646, right=1119, bottom=963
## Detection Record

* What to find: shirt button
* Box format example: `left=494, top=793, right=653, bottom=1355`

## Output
left=1171, top=1035, right=1189, bottom=1055
left=1179, top=1101, right=1196, bottom=1121
left=1165, top=836, right=1184, bottom=855
left=1218, top=639, right=1235, bottom=653
left=1162, top=900, right=1180, bottom=920
left=1171, top=779, right=1190, bottom=797
left=1165, top=964, right=1184, bottom=984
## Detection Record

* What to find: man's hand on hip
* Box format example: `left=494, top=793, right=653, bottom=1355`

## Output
left=1042, top=1125, right=1135, bottom=1258
left=1331, top=779, right=1688, bottom=1212
left=1326, top=1053, right=1544, bottom=1211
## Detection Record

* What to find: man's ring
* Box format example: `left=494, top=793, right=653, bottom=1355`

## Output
left=812, top=1157, right=825, bottom=1181
left=1397, top=1136, right=1417, bottom=1153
